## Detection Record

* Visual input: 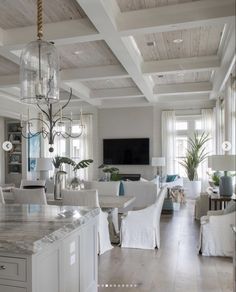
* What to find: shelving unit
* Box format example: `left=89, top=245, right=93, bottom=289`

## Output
left=5, top=120, right=23, bottom=186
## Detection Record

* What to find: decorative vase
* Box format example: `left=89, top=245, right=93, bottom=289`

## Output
left=71, top=171, right=81, bottom=190
left=185, top=180, right=202, bottom=198
left=54, top=167, right=65, bottom=200
left=104, top=172, right=111, bottom=182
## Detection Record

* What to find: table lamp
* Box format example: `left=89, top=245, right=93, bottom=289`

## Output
left=208, top=155, right=236, bottom=197
left=36, top=158, right=53, bottom=180
left=152, top=157, right=166, bottom=187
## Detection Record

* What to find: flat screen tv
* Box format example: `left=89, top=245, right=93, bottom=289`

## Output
left=103, top=138, right=149, bottom=165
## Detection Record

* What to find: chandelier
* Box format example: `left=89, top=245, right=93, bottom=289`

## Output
left=19, top=0, right=84, bottom=152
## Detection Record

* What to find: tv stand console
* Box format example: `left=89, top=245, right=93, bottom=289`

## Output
left=119, top=174, right=141, bottom=181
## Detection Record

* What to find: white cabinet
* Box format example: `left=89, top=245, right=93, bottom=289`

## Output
left=0, top=217, right=98, bottom=292
left=0, top=286, right=26, bottom=292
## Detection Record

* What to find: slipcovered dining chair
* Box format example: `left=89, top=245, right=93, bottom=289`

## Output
left=120, top=187, right=166, bottom=250
left=12, top=188, right=47, bottom=205
left=84, top=181, right=120, bottom=233
left=20, top=179, right=46, bottom=189
left=61, top=189, right=113, bottom=255
left=0, top=187, right=5, bottom=204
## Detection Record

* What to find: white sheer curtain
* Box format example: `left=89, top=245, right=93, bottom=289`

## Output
left=201, top=109, right=215, bottom=189
left=162, top=111, right=176, bottom=175
left=78, top=114, right=93, bottom=181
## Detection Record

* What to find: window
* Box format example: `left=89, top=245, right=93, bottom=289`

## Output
left=175, top=116, right=203, bottom=178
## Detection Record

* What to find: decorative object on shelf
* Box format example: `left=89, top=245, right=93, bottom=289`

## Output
left=151, top=157, right=166, bottom=187
left=36, top=158, right=53, bottom=180
left=98, top=164, right=121, bottom=181
left=19, top=0, right=84, bottom=152
left=207, top=170, right=222, bottom=188
left=179, top=132, right=210, bottom=198
left=208, top=155, right=236, bottom=197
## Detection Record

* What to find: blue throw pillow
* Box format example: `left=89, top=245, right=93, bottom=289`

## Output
left=119, top=181, right=125, bottom=196
left=166, top=175, right=179, bottom=182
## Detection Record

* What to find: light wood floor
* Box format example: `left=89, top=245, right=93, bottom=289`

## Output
left=98, top=200, right=233, bottom=292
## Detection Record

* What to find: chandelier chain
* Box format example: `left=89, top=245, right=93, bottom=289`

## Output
left=37, top=0, right=43, bottom=39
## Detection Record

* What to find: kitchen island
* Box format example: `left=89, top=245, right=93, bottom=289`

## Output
left=0, top=204, right=99, bottom=292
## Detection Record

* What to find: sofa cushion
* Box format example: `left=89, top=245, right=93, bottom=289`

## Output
left=166, top=174, right=179, bottom=182
left=223, top=200, right=236, bottom=214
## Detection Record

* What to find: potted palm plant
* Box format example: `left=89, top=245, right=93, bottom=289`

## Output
left=179, top=132, right=210, bottom=198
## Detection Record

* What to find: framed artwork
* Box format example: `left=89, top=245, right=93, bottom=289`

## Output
left=28, top=135, right=41, bottom=171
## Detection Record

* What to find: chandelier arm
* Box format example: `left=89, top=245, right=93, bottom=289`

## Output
left=37, top=104, right=50, bottom=120
left=53, top=88, right=72, bottom=118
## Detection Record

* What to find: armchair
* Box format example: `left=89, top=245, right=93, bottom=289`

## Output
left=120, top=187, right=166, bottom=250
left=199, top=202, right=236, bottom=257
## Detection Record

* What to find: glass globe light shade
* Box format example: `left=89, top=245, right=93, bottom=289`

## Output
left=20, top=40, right=59, bottom=104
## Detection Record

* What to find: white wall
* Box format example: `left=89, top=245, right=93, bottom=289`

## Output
left=97, top=100, right=215, bottom=180
left=98, top=106, right=156, bottom=179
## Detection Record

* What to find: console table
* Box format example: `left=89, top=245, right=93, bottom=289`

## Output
left=209, top=196, right=233, bottom=210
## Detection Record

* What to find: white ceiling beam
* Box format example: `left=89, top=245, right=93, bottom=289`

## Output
left=142, top=56, right=220, bottom=75
left=61, top=81, right=101, bottom=106
left=61, top=65, right=129, bottom=81
left=117, top=0, right=235, bottom=35
left=210, top=22, right=236, bottom=99
left=158, top=94, right=210, bottom=103
left=154, top=82, right=212, bottom=95
left=0, top=64, right=129, bottom=88
left=91, top=87, right=143, bottom=99
left=1, top=19, right=102, bottom=50
left=77, top=0, right=155, bottom=103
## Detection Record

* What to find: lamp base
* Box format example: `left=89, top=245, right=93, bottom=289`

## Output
left=219, top=176, right=233, bottom=197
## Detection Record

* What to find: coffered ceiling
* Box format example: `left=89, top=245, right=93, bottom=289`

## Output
left=0, top=0, right=235, bottom=108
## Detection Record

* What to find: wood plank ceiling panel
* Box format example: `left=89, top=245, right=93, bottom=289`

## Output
left=0, top=56, right=19, bottom=76
left=58, top=41, right=120, bottom=69
left=82, top=78, right=137, bottom=90
left=116, top=0, right=195, bottom=12
left=152, top=71, right=212, bottom=85
left=134, top=25, right=224, bottom=61
left=0, top=0, right=86, bottom=29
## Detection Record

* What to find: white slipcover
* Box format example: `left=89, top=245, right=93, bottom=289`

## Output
left=121, top=187, right=166, bottom=250
left=12, top=187, right=47, bottom=205
left=20, top=179, right=46, bottom=188
left=0, top=187, right=5, bottom=204
left=200, top=210, right=236, bottom=257
left=84, top=181, right=120, bottom=233
left=121, top=181, right=159, bottom=212
left=61, top=189, right=113, bottom=255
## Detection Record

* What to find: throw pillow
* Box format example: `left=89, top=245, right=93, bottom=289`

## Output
left=119, top=181, right=125, bottom=196
left=166, top=175, right=179, bottom=182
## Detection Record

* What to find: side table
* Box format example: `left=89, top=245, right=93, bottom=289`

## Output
left=209, top=196, right=233, bottom=211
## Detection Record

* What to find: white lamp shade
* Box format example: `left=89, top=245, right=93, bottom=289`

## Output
left=36, top=158, right=53, bottom=171
left=208, top=155, right=236, bottom=171
left=151, top=157, right=166, bottom=167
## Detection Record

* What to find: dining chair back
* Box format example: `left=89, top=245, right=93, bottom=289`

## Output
left=12, top=187, right=47, bottom=205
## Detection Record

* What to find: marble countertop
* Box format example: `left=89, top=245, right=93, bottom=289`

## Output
left=0, top=204, right=99, bottom=255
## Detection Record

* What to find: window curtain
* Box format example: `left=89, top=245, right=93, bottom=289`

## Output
left=78, top=114, right=93, bottom=181
left=229, top=74, right=236, bottom=155
left=162, top=111, right=176, bottom=175
left=201, top=109, right=215, bottom=190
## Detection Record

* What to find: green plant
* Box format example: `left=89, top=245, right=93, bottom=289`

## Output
left=98, top=164, right=121, bottom=181
left=52, top=156, right=75, bottom=168
left=179, top=132, right=210, bottom=181
left=73, top=159, right=93, bottom=172
left=207, top=171, right=222, bottom=186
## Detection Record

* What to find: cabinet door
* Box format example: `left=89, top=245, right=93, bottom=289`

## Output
left=79, top=220, right=98, bottom=292
left=62, top=232, right=79, bottom=292
left=0, top=285, right=26, bottom=292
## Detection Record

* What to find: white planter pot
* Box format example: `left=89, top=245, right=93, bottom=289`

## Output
left=185, top=181, right=201, bottom=198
